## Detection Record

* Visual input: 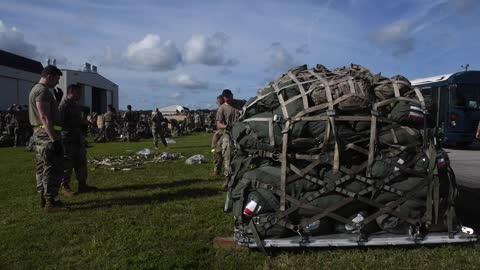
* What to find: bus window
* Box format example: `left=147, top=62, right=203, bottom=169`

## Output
left=452, top=85, right=480, bottom=110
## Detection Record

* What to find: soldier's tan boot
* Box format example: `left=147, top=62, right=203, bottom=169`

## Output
left=62, top=184, right=76, bottom=197
left=44, top=198, right=69, bottom=213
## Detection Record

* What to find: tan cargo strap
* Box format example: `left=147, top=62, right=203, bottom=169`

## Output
left=306, top=69, right=340, bottom=173
left=287, top=71, right=310, bottom=109
left=345, top=143, right=369, bottom=155
left=272, top=82, right=290, bottom=119
left=280, top=121, right=290, bottom=211
left=288, top=161, right=322, bottom=178
left=390, top=79, right=401, bottom=97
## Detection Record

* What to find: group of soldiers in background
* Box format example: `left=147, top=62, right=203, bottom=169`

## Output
left=0, top=105, right=32, bottom=147
left=0, top=103, right=217, bottom=149
left=85, top=106, right=217, bottom=146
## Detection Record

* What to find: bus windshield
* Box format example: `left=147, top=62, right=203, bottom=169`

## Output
left=451, top=84, right=480, bottom=110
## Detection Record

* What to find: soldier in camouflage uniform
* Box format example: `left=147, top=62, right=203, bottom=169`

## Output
left=94, top=113, right=105, bottom=142
left=216, top=89, right=245, bottom=184
left=104, top=105, right=115, bottom=142
left=211, top=95, right=225, bottom=177
left=151, top=108, right=168, bottom=148
left=59, top=84, right=97, bottom=196
left=13, top=105, right=28, bottom=147
left=5, top=106, right=15, bottom=136
left=124, top=105, right=136, bottom=142
left=28, top=65, right=67, bottom=212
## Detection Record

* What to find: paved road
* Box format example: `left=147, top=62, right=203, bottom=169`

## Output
left=445, top=141, right=480, bottom=188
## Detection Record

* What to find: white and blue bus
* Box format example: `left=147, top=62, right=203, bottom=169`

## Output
left=411, top=71, right=480, bottom=146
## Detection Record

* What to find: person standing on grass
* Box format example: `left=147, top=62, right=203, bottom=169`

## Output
left=59, top=84, right=97, bottom=196
left=151, top=108, right=168, bottom=148
left=211, top=95, right=225, bottom=178
left=104, top=104, right=116, bottom=142
left=215, top=89, right=245, bottom=187
left=28, top=65, right=68, bottom=212
left=124, top=105, right=137, bottom=142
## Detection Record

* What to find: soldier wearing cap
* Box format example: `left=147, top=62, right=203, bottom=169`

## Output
left=216, top=89, right=245, bottom=185
left=28, top=65, right=67, bottom=212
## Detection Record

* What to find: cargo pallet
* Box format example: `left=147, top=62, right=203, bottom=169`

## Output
left=233, top=228, right=477, bottom=249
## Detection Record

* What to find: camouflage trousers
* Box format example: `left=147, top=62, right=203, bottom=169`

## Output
left=152, top=126, right=167, bottom=147
left=211, top=131, right=224, bottom=174
left=127, top=123, right=136, bottom=142
left=14, top=126, right=24, bottom=147
left=106, top=125, right=115, bottom=141
left=62, top=139, right=88, bottom=187
left=33, top=132, right=63, bottom=199
left=221, top=132, right=234, bottom=177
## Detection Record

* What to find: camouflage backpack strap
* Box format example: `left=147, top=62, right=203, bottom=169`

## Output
left=423, top=143, right=438, bottom=227
left=446, top=163, right=458, bottom=238
left=247, top=219, right=267, bottom=253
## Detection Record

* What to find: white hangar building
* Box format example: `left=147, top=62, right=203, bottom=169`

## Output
left=0, top=50, right=43, bottom=110
left=58, top=63, right=119, bottom=113
left=0, top=49, right=119, bottom=113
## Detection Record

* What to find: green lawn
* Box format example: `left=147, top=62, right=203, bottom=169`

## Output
left=1, top=133, right=480, bottom=270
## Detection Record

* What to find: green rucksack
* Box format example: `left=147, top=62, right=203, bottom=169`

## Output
left=388, top=101, right=425, bottom=127
left=373, top=74, right=412, bottom=101
left=309, top=64, right=374, bottom=111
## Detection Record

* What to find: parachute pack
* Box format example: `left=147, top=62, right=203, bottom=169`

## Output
left=223, top=64, right=475, bottom=250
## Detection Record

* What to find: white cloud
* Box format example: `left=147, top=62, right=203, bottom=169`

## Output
left=265, top=42, right=295, bottom=72
left=168, top=73, right=209, bottom=89
left=126, top=34, right=181, bottom=71
left=0, top=20, right=39, bottom=59
left=369, top=20, right=415, bottom=56
left=183, top=32, right=237, bottom=66
left=169, top=92, right=181, bottom=99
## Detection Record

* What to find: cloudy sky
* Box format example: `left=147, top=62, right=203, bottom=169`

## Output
left=1, top=0, right=479, bottom=109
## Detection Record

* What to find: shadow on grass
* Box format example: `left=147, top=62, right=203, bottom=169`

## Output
left=170, top=144, right=211, bottom=149
left=96, top=178, right=210, bottom=193
left=456, top=186, right=480, bottom=231
left=69, top=187, right=223, bottom=211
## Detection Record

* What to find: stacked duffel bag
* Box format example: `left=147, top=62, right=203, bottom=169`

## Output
left=224, top=64, right=459, bottom=249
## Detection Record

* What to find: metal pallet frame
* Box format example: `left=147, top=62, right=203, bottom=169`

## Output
left=234, top=229, right=477, bottom=248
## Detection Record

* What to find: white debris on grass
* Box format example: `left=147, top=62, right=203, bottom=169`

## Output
left=90, top=151, right=184, bottom=171
left=185, top=154, right=205, bottom=165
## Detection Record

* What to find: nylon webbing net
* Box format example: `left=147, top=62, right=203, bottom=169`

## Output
left=227, top=64, right=457, bottom=249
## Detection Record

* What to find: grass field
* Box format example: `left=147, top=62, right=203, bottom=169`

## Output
left=1, top=133, right=480, bottom=270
